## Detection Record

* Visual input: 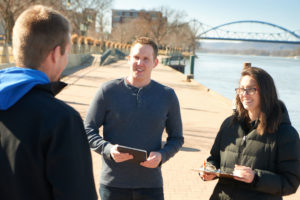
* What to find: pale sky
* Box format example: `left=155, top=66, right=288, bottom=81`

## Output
left=113, top=0, right=300, bottom=34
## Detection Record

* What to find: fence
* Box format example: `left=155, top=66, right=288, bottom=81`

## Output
left=0, top=35, right=185, bottom=68
left=0, top=45, right=14, bottom=64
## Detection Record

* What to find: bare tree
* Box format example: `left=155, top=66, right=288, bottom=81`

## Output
left=110, top=6, right=190, bottom=50
left=0, top=0, right=31, bottom=44
left=65, top=0, right=113, bottom=38
left=185, top=19, right=203, bottom=55
left=111, top=17, right=149, bottom=44
left=166, top=22, right=193, bottom=50
left=111, top=22, right=134, bottom=43
left=138, top=7, right=188, bottom=49
left=95, top=0, right=112, bottom=39
left=143, top=7, right=169, bottom=47
left=0, top=0, right=67, bottom=44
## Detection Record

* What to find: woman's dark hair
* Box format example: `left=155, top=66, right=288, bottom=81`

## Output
left=233, top=66, right=282, bottom=134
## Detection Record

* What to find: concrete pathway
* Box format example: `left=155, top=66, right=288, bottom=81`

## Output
left=57, top=56, right=300, bottom=200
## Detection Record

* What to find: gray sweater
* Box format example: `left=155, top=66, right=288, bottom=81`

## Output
left=84, top=78, right=184, bottom=188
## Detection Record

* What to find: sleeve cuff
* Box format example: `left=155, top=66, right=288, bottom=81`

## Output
left=251, top=171, right=260, bottom=187
left=103, top=143, right=114, bottom=161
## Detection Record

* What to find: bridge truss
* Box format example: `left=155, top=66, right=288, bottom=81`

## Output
left=191, top=20, right=300, bottom=44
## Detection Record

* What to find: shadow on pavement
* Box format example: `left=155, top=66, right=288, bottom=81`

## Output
left=180, top=146, right=200, bottom=152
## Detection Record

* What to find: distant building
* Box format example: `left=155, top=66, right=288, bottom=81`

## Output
left=111, top=9, right=164, bottom=30
left=65, top=8, right=97, bottom=36
left=82, top=8, right=97, bottom=36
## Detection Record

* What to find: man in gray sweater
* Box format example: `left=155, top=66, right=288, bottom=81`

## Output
left=84, top=37, right=184, bottom=200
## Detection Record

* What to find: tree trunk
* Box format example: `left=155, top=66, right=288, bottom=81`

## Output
left=4, top=11, right=15, bottom=45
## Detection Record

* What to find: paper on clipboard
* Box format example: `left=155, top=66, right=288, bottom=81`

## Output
left=192, top=168, right=240, bottom=179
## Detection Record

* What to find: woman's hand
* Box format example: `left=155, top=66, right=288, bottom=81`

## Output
left=199, top=161, right=217, bottom=181
left=233, top=164, right=255, bottom=183
left=200, top=172, right=217, bottom=181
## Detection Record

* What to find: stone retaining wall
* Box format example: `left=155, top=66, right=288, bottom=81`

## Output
left=0, top=53, right=92, bottom=71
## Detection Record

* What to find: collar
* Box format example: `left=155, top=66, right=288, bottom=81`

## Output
left=34, top=81, right=67, bottom=96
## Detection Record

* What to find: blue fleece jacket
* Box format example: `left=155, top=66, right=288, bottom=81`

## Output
left=0, top=67, right=49, bottom=110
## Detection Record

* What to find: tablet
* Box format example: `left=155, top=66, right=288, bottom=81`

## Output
left=117, top=145, right=147, bottom=164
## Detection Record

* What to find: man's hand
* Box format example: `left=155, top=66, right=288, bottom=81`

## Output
left=140, top=152, right=162, bottom=168
left=110, top=145, right=133, bottom=163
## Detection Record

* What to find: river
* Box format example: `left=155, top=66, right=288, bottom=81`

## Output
left=184, top=53, right=300, bottom=132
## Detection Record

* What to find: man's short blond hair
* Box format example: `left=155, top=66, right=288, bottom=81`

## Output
left=131, top=37, right=158, bottom=59
left=13, top=5, right=71, bottom=69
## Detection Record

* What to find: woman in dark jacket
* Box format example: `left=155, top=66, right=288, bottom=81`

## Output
left=201, top=65, right=300, bottom=200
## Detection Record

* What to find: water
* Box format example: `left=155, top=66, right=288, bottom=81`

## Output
left=184, top=53, right=300, bottom=132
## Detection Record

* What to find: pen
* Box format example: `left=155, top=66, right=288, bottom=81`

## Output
left=201, top=160, right=206, bottom=181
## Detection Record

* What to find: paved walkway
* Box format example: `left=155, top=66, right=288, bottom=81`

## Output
left=57, top=55, right=299, bottom=200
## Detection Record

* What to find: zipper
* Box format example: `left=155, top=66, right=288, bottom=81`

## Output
left=236, top=126, right=247, bottom=165
left=241, top=135, right=247, bottom=146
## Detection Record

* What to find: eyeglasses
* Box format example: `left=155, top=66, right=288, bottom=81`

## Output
left=235, top=88, right=258, bottom=95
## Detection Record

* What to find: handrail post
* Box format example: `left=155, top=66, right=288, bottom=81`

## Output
left=187, top=55, right=195, bottom=82
left=190, top=55, right=195, bottom=77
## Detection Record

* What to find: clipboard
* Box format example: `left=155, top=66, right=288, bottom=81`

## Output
left=192, top=168, right=240, bottom=179
left=117, top=145, right=147, bottom=164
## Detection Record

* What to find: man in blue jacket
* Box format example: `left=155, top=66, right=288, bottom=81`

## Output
left=0, top=5, right=97, bottom=200
left=85, top=37, right=184, bottom=200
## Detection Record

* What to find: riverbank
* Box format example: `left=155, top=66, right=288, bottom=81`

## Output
left=184, top=52, right=300, bottom=132
left=57, top=56, right=300, bottom=200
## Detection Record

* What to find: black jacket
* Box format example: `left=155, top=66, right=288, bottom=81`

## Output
left=207, top=103, right=300, bottom=200
left=0, top=82, right=97, bottom=200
